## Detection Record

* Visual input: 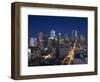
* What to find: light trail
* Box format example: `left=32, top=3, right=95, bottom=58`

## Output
left=61, top=43, right=76, bottom=65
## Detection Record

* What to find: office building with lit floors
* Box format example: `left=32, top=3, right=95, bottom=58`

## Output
left=28, top=15, right=88, bottom=66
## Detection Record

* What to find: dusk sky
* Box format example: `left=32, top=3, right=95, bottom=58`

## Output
left=28, top=15, right=88, bottom=39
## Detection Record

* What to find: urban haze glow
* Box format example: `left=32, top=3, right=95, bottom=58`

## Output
left=28, top=15, right=88, bottom=66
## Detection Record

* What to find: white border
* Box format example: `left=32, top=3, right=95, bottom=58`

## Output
left=20, top=7, right=95, bottom=75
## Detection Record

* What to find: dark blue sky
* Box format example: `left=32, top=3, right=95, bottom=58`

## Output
left=28, top=15, right=88, bottom=38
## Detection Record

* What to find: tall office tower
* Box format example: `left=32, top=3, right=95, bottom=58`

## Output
left=58, top=33, right=62, bottom=44
left=50, top=30, right=56, bottom=39
left=58, top=33, right=61, bottom=38
left=75, top=30, right=78, bottom=37
left=80, top=35, right=85, bottom=41
left=71, top=30, right=75, bottom=42
left=64, top=34, right=68, bottom=41
left=38, top=32, right=44, bottom=49
left=55, top=36, right=58, bottom=42
left=43, top=35, right=48, bottom=48
left=74, top=30, right=78, bottom=42
left=80, top=34, right=86, bottom=44
left=38, top=32, right=44, bottom=39
left=72, top=30, right=74, bottom=36
left=29, top=38, right=37, bottom=47
left=48, top=37, right=51, bottom=48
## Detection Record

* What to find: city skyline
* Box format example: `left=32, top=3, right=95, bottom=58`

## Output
left=28, top=28, right=88, bottom=66
left=28, top=15, right=88, bottom=66
left=29, top=29, right=85, bottom=47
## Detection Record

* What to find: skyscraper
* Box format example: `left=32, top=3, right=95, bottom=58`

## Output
left=50, top=30, right=56, bottom=39
left=72, top=30, right=74, bottom=36
left=74, top=30, right=78, bottom=42
left=38, top=32, right=44, bottom=49
left=64, top=34, right=68, bottom=42
left=80, top=35, right=85, bottom=41
left=58, top=33, right=62, bottom=44
left=29, top=38, right=37, bottom=47
left=75, top=30, right=78, bottom=37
